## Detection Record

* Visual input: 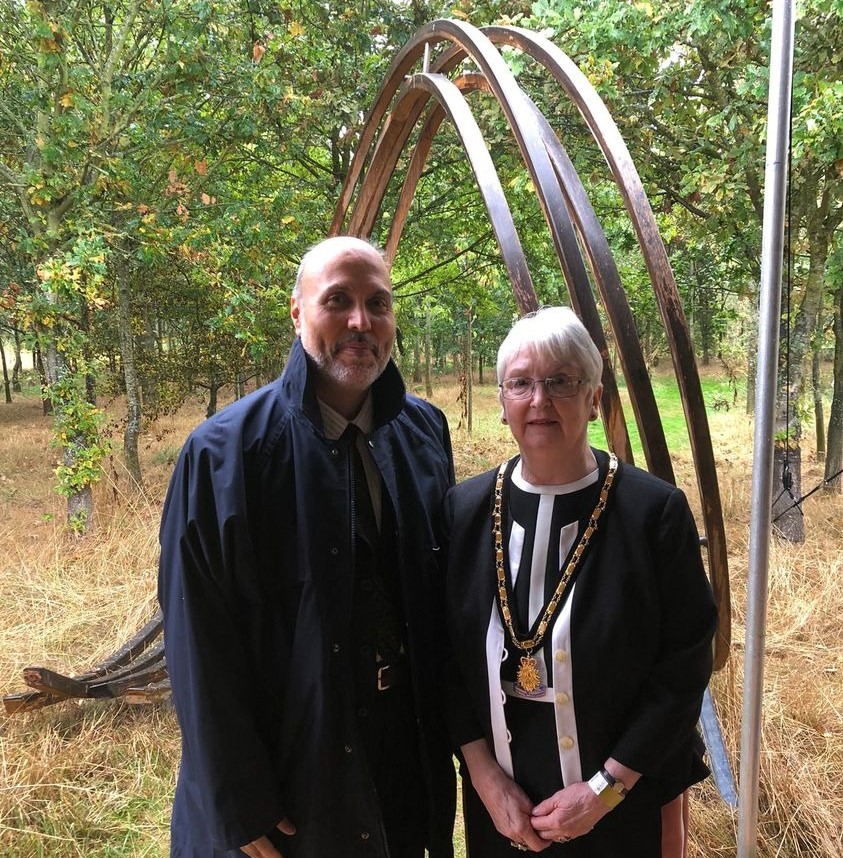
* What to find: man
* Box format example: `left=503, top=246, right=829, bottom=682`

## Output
left=158, top=236, right=456, bottom=858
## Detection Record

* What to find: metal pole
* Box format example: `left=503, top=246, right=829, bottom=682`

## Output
left=738, top=2, right=795, bottom=856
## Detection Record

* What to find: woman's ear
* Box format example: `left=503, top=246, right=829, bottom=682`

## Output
left=590, top=383, right=604, bottom=420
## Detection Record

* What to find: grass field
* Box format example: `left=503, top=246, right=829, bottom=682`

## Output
left=1, top=368, right=841, bottom=857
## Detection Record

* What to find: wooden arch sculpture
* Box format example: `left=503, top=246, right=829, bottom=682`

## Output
left=331, top=19, right=730, bottom=669
left=2, top=20, right=730, bottom=716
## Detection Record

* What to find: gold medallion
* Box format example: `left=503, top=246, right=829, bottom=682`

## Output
left=493, top=454, right=618, bottom=698
left=516, top=655, right=542, bottom=693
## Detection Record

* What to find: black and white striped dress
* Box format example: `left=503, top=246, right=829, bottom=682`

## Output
left=486, top=458, right=601, bottom=804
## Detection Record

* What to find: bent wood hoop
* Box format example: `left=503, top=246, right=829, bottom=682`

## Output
left=332, top=19, right=730, bottom=669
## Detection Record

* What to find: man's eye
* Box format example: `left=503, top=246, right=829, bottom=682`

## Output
left=548, top=375, right=571, bottom=386
left=508, top=378, right=530, bottom=389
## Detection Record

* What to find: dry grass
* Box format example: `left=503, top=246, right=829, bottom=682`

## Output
left=1, top=378, right=841, bottom=857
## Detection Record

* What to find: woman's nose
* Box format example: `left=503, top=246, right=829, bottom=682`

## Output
left=530, top=380, right=550, bottom=405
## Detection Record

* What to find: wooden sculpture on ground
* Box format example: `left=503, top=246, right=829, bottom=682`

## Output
left=3, top=19, right=730, bottom=718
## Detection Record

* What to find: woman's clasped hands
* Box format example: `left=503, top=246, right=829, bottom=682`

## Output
left=530, top=782, right=606, bottom=846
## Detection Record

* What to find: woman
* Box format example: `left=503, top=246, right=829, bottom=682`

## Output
left=443, top=307, right=717, bottom=856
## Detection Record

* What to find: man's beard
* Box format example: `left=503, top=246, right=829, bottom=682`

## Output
left=305, top=331, right=390, bottom=392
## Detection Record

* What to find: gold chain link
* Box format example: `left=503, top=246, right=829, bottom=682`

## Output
left=493, top=453, right=618, bottom=654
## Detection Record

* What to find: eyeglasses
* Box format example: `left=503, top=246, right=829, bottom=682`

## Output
left=499, top=375, right=584, bottom=400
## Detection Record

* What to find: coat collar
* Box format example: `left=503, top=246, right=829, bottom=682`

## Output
left=281, top=337, right=407, bottom=432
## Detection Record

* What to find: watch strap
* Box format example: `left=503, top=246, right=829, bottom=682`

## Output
left=600, top=767, right=628, bottom=797
left=588, top=768, right=627, bottom=809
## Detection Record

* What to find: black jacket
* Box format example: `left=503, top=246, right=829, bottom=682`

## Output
left=158, top=339, right=456, bottom=857
left=443, top=450, right=716, bottom=808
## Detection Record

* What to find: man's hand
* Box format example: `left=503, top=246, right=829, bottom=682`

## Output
left=240, top=818, right=296, bottom=858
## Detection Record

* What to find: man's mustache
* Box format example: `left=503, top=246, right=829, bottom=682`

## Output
left=333, top=333, right=379, bottom=354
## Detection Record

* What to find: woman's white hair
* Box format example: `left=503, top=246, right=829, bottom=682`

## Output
left=496, top=306, right=603, bottom=388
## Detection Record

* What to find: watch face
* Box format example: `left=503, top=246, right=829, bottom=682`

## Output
left=589, top=771, right=625, bottom=808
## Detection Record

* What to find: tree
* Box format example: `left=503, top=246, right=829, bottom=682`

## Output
left=0, top=0, right=213, bottom=529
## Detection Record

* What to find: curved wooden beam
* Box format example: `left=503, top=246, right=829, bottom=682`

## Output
left=339, top=20, right=634, bottom=462
left=483, top=25, right=730, bottom=667
left=333, top=19, right=729, bottom=667
left=524, top=97, right=674, bottom=483
left=387, top=73, right=537, bottom=314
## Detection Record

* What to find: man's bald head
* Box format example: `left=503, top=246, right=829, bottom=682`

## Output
left=290, top=236, right=396, bottom=418
left=293, top=236, right=388, bottom=300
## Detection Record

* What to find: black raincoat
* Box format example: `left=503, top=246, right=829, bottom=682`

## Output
left=158, top=339, right=456, bottom=857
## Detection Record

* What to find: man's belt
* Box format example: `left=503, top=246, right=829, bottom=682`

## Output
left=375, top=654, right=407, bottom=692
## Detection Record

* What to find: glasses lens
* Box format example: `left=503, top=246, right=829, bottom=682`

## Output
left=546, top=377, right=580, bottom=398
left=502, top=378, right=533, bottom=399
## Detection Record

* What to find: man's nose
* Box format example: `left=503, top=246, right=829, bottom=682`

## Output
left=348, top=302, right=372, bottom=331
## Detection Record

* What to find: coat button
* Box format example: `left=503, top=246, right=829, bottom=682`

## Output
left=559, top=736, right=574, bottom=750
left=330, top=547, right=339, bottom=556
left=332, top=643, right=341, bottom=654
left=331, top=447, right=340, bottom=457
left=360, top=831, right=370, bottom=840
left=344, top=745, right=353, bottom=754
left=555, top=691, right=570, bottom=705
left=554, top=649, right=568, bottom=662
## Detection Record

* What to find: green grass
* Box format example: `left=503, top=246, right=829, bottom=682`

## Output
left=427, top=369, right=749, bottom=482
left=588, top=370, right=747, bottom=461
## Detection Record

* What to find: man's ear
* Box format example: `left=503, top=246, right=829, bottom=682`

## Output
left=290, top=295, right=302, bottom=335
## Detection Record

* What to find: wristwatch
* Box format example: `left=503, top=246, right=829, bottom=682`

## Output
left=588, top=768, right=628, bottom=809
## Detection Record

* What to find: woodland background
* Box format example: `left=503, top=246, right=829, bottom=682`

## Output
left=1, top=0, right=842, bottom=530
left=0, top=1, right=842, bottom=856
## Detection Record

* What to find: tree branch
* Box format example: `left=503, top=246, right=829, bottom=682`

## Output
left=391, top=231, right=495, bottom=292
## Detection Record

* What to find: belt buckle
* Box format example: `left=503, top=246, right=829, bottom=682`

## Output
left=376, top=662, right=392, bottom=692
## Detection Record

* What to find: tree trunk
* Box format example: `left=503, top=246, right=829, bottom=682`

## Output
left=812, top=336, right=825, bottom=463
left=206, top=379, right=220, bottom=418
left=12, top=328, right=22, bottom=392
left=34, top=345, right=51, bottom=415
left=773, top=218, right=829, bottom=540
left=412, top=343, right=422, bottom=384
left=464, top=308, right=473, bottom=435
left=824, top=283, right=843, bottom=493
left=424, top=310, right=433, bottom=399
left=0, top=338, right=12, bottom=403
left=66, top=480, right=93, bottom=535
left=771, top=445, right=804, bottom=542
left=42, top=335, right=94, bottom=533
left=116, top=248, right=143, bottom=490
